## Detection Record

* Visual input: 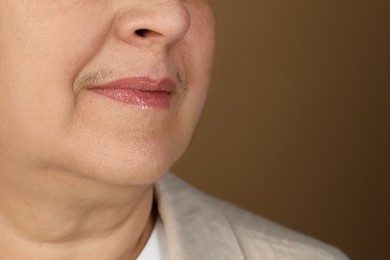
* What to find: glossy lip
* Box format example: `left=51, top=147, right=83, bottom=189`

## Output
left=89, top=77, right=176, bottom=109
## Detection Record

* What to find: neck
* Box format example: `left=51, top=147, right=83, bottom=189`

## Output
left=0, top=164, right=156, bottom=259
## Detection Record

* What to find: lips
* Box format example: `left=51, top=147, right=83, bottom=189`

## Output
left=89, top=77, right=175, bottom=109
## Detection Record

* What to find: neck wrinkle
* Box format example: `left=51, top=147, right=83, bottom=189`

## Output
left=0, top=165, right=155, bottom=259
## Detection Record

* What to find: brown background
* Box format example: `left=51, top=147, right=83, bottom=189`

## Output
left=173, top=0, right=389, bottom=259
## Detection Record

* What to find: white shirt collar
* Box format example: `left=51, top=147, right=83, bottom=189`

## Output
left=137, top=216, right=169, bottom=260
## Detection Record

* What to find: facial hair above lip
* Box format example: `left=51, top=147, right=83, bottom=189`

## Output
left=73, top=68, right=188, bottom=95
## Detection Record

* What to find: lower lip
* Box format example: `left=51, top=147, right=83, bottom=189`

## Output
left=91, top=88, right=171, bottom=109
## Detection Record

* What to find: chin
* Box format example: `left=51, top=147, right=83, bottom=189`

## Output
left=83, top=158, right=172, bottom=186
left=57, top=135, right=183, bottom=186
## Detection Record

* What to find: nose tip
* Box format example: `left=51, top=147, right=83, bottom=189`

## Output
left=115, top=1, right=190, bottom=48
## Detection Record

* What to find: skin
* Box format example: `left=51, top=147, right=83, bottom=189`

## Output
left=0, top=0, right=215, bottom=259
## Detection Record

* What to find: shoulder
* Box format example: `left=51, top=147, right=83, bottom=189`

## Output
left=155, top=173, right=349, bottom=260
left=207, top=196, right=348, bottom=260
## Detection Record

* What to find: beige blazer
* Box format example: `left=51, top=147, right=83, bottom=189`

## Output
left=154, top=174, right=349, bottom=260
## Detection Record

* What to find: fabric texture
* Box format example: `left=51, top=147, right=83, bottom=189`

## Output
left=154, top=173, right=349, bottom=260
left=137, top=217, right=169, bottom=260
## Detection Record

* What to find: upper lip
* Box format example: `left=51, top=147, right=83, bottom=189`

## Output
left=89, top=77, right=176, bottom=93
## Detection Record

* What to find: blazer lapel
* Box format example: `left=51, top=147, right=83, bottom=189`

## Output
left=155, top=174, right=245, bottom=260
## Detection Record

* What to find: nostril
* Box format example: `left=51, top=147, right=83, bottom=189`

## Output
left=135, top=28, right=152, bottom=38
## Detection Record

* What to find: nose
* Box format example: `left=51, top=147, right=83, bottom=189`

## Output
left=114, top=0, right=190, bottom=49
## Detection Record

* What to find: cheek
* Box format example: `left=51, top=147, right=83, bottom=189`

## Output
left=0, top=3, right=112, bottom=162
left=177, top=4, right=216, bottom=132
left=183, top=1, right=215, bottom=94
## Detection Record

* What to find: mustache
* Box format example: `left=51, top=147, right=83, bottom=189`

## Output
left=76, top=69, right=113, bottom=89
left=74, top=68, right=188, bottom=92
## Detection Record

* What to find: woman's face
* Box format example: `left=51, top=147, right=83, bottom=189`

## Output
left=0, top=0, right=215, bottom=184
